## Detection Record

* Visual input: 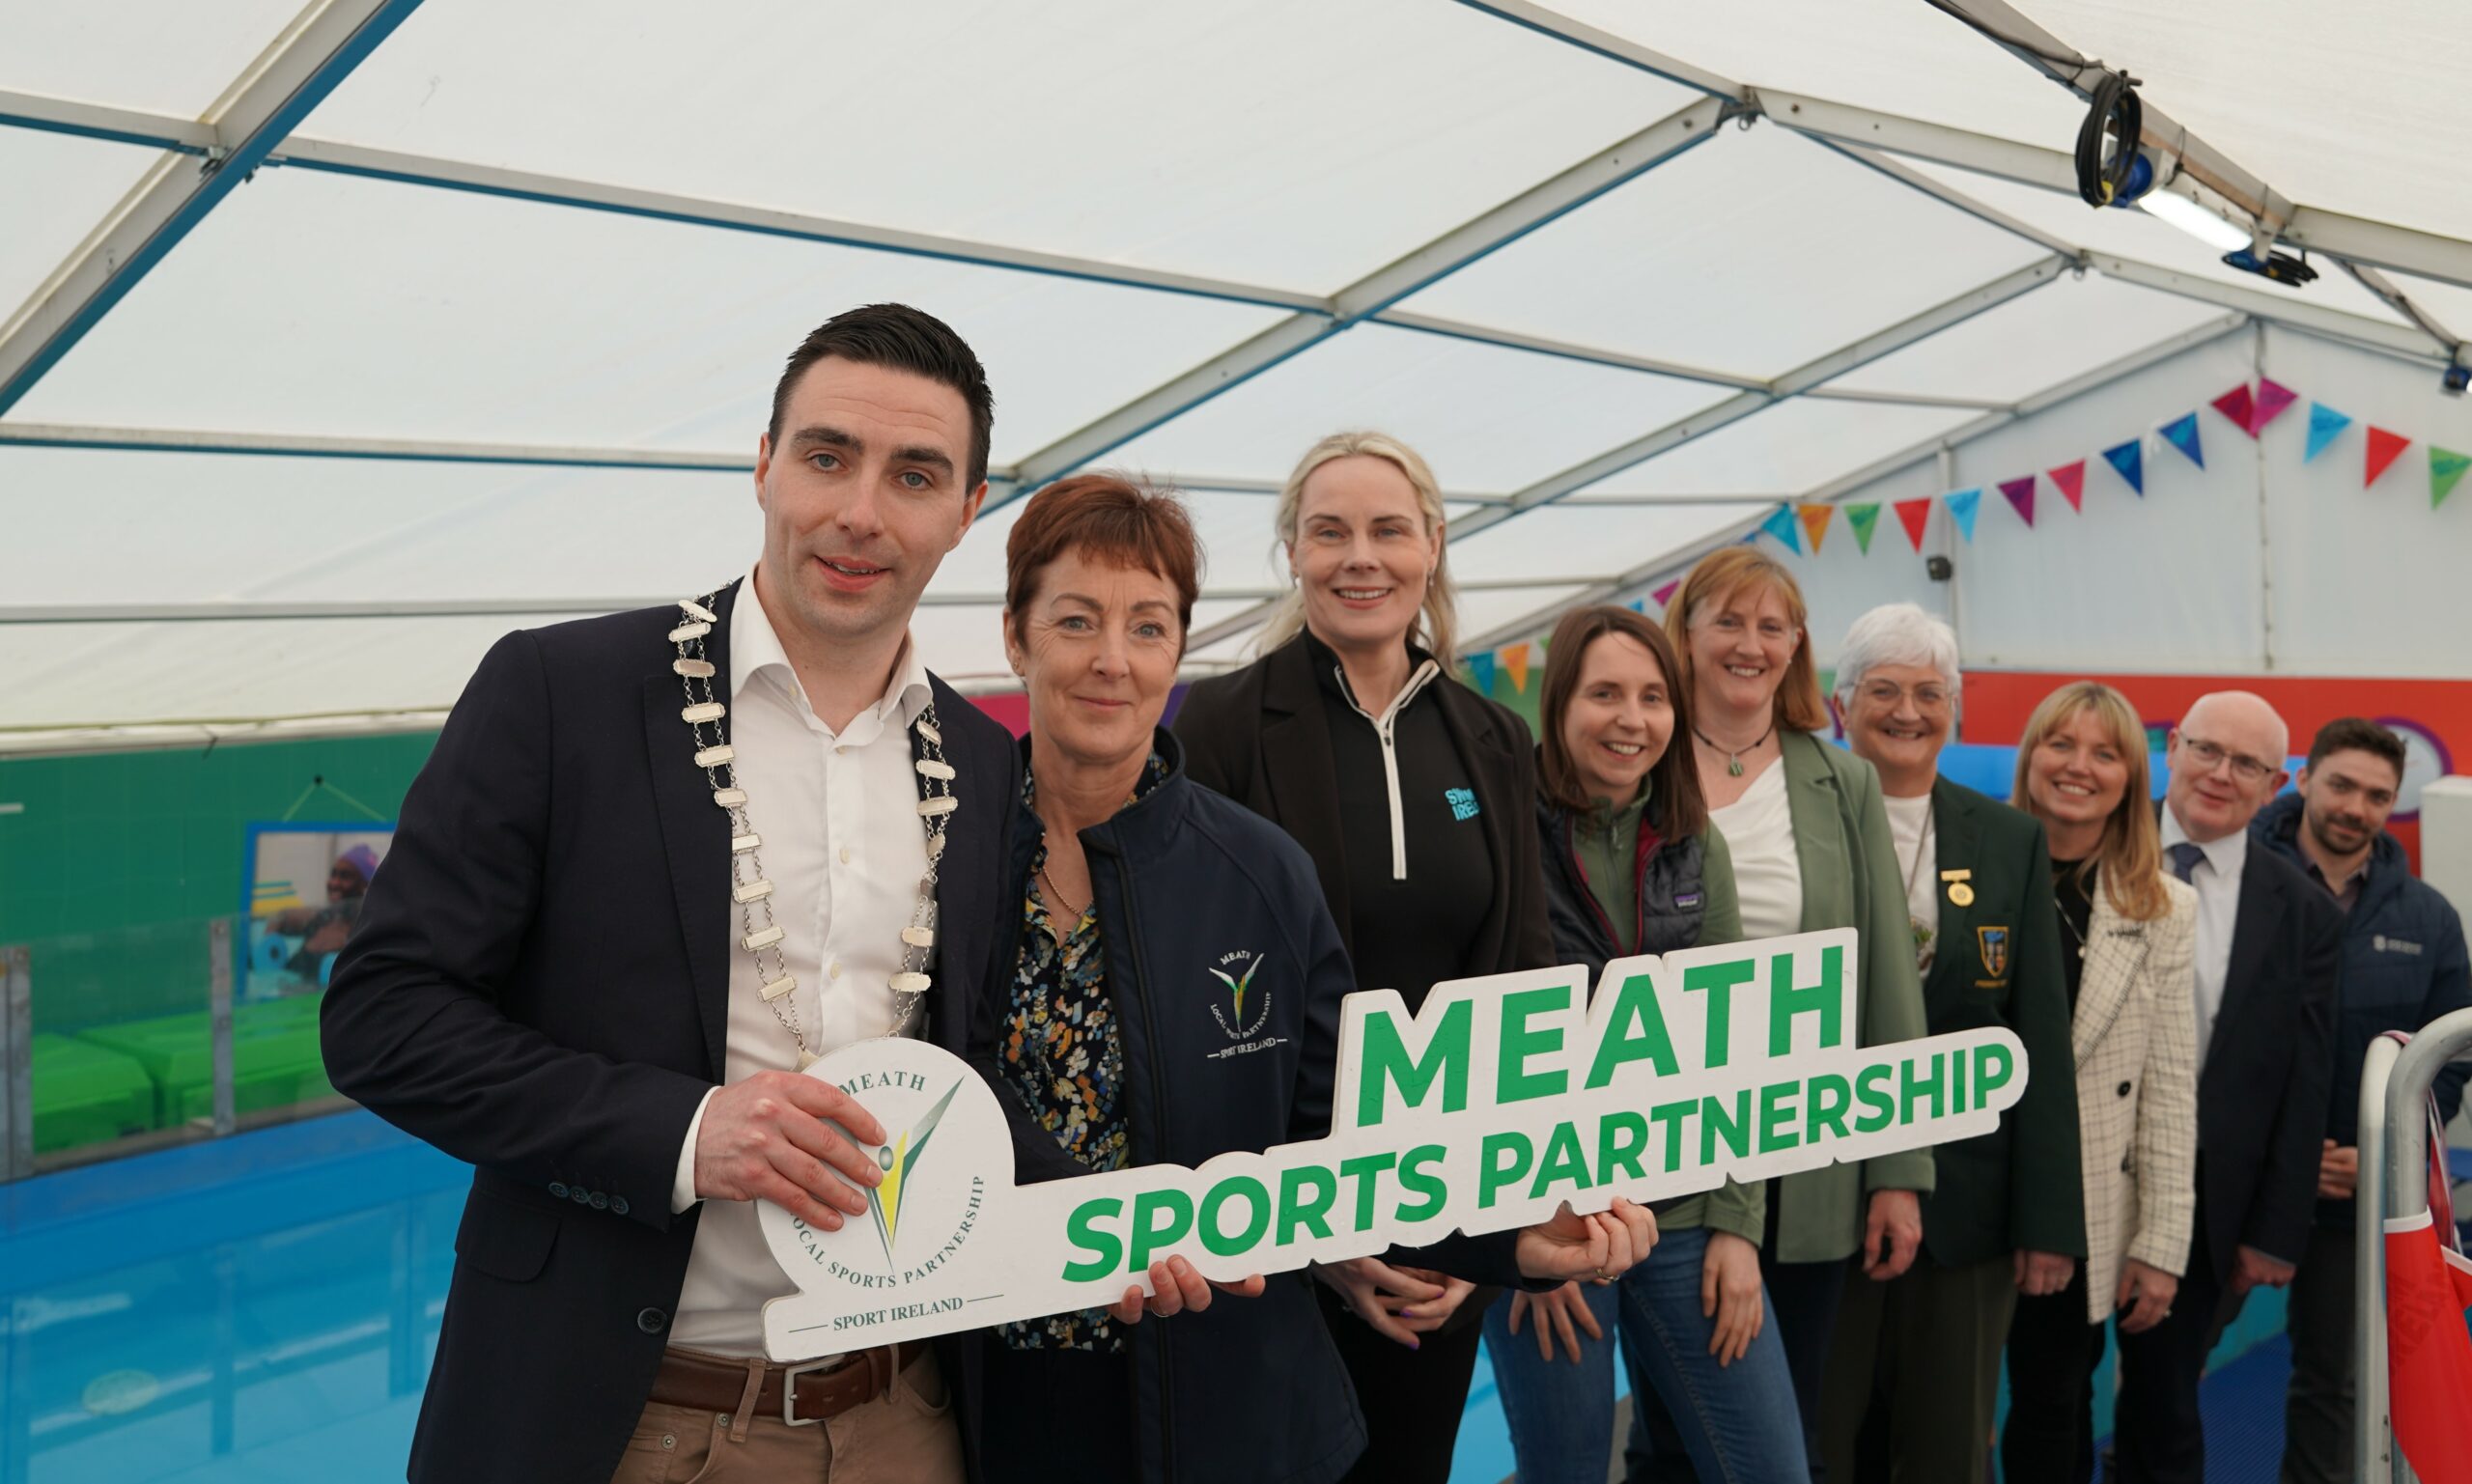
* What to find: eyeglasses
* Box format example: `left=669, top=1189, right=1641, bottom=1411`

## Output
left=1858, top=680, right=1952, bottom=713
left=2177, top=735, right=2278, bottom=785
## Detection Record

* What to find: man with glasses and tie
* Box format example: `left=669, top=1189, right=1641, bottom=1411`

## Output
left=2110, top=691, right=2340, bottom=1484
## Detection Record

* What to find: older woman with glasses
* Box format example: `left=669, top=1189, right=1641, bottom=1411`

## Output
left=1998, top=682, right=2198, bottom=1484
left=976, top=473, right=1655, bottom=1484
left=1816, top=603, right=2084, bottom=1484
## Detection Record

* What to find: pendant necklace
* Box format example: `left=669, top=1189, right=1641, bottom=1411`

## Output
left=666, top=593, right=956, bottom=1068
left=1695, top=720, right=1776, bottom=778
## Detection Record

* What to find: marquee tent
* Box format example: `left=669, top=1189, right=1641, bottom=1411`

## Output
left=4, top=0, right=2468, bottom=742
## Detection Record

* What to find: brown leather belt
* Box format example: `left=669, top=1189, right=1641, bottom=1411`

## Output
left=650, top=1341, right=928, bottom=1427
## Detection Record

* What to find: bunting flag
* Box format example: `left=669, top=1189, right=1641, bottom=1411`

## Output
left=1465, top=650, right=1495, bottom=693
left=1502, top=642, right=1532, bottom=694
left=2159, top=412, right=2205, bottom=468
left=1797, top=504, right=1835, bottom=553
left=1626, top=598, right=1647, bottom=613
left=1944, top=488, right=1980, bottom=543
left=2252, top=378, right=2299, bottom=433
left=2369, top=426, right=2412, bottom=487
left=2304, top=402, right=2352, bottom=462
left=2048, top=460, right=2086, bottom=512
left=2433, top=447, right=2471, bottom=509
left=1757, top=504, right=1804, bottom=553
left=2210, top=383, right=2258, bottom=436
left=1845, top=502, right=1882, bottom=553
left=2103, top=438, right=2145, bottom=494
left=1894, top=496, right=1933, bottom=551
left=1651, top=578, right=1680, bottom=609
left=1999, top=475, right=2037, bottom=527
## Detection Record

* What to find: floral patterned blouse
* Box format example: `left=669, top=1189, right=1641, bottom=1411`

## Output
left=995, top=753, right=1165, bottom=1352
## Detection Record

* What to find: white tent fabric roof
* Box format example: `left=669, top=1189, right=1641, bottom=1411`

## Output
left=3, top=0, right=2467, bottom=736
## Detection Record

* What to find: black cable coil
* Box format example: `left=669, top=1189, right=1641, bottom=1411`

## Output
left=2075, top=70, right=2143, bottom=207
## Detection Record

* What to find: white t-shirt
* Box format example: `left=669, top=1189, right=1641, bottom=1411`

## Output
left=1881, top=791, right=1938, bottom=973
left=1710, top=763, right=1803, bottom=942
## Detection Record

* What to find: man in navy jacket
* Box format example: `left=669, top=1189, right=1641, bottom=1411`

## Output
left=2256, top=718, right=2472, bottom=1484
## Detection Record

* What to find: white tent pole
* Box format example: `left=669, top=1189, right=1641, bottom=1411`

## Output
left=1817, top=139, right=2458, bottom=364
left=1188, top=256, right=2072, bottom=655
left=1449, top=4, right=2472, bottom=294
left=985, top=94, right=1735, bottom=506
left=0, top=1, right=429, bottom=414
left=1450, top=310, right=2251, bottom=653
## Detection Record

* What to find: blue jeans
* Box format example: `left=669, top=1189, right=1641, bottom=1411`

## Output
left=1489, top=1226, right=1809, bottom=1483
left=1484, top=1279, right=1625, bottom=1484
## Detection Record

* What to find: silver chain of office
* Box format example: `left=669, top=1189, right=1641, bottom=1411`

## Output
left=667, top=594, right=954, bottom=1067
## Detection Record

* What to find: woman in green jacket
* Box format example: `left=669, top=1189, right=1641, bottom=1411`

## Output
left=1627, top=546, right=1932, bottom=1480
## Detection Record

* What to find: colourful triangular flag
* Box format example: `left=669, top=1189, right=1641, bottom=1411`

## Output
left=2433, top=447, right=2471, bottom=509
left=2304, top=402, right=2351, bottom=462
left=2368, top=426, right=2411, bottom=487
left=2048, top=460, right=2086, bottom=512
left=2103, top=438, right=2145, bottom=494
left=1650, top=578, right=1680, bottom=610
left=2160, top=412, right=2205, bottom=468
left=1944, top=488, right=1980, bottom=543
left=1466, top=650, right=1496, bottom=693
left=1894, top=497, right=1933, bottom=551
left=1798, top=504, right=1835, bottom=553
left=1758, top=504, right=1803, bottom=554
left=1845, top=502, right=1882, bottom=554
left=1501, top=642, right=1531, bottom=694
left=1999, top=476, right=2037, bottom=527
left=2252, top=378, right=2299, bottom=433
left=2211, top=383, right=2258, bottom=436
left=1627, top=598, right=1646, bottom=614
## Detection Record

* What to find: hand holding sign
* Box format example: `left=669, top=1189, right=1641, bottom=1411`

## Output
left=756, top=928, right=2025, bottom=1359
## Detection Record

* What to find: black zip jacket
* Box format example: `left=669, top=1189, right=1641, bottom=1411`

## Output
left=968, top=729, right=1366, bottom=1484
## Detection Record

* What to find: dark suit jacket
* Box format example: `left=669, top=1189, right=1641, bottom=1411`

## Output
left=321, top=580, right=1018, bottom=1484
left=1172, top=634, right=1556, bottom=983
left=2181, top=819, right=2342, bottom=1277
left=1914, top=778, right=2086, bottom=1268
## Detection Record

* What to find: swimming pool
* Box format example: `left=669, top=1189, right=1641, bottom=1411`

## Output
left=0, top=1110, right=2290, bottom=1484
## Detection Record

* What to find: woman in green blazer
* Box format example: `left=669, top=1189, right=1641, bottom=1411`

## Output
left=1625, top=547, right=1932, bottom=1480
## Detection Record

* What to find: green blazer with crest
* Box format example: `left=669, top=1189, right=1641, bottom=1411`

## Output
left=1764, top=731, right=1937, bottom=1263
left=1913, top=776, right=2087, bottom=1268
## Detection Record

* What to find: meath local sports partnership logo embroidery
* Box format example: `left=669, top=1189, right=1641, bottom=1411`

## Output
left=872, top=1077, right=964, bottom=1266
left=1207, top=947, right=1282, bottom=1055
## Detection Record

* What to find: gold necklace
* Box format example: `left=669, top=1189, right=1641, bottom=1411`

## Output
left=668, top=593, right=954, bottom=1068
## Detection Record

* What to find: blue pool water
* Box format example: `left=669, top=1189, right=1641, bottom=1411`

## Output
left=2, top=1113, right=2291, bottom=1484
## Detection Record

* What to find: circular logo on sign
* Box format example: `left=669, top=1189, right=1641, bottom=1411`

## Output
left=758, top=1039, right=1011, bottom=1310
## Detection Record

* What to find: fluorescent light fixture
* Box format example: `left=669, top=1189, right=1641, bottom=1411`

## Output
left=2141, top=191, right=2252, bottom=253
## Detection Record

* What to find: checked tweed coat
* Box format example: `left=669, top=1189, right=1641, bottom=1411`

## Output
left=2067, top=872, right=2200, bottom=1322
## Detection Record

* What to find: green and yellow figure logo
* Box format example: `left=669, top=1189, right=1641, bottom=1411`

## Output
left=872, top=1078, right=964, bottom=1265
left=1208, top=949, right=1272, bottom=1040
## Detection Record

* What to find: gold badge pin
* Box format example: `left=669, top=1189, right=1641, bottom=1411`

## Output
left=1939, top=868, right=1973, bottom=882
left=1948, top=882, right=1976, bottom=907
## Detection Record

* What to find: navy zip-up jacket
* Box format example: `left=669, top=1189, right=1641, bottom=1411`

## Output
left=969, top=729, right=1368, bottom=1484
left=2254, top=793, right=2472, bottom=1227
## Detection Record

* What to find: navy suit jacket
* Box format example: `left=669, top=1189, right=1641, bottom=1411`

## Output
left=323, top=580, right=1018, bottom=1484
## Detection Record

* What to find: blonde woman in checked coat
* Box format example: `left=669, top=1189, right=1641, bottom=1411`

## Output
left=1999, top=682, right=2200, bottom=1484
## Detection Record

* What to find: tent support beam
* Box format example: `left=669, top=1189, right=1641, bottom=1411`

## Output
left=1186, top=256, right=2069, bottom=654
left=1455, top=4, right=2472, bottom=294
left=1455, top=311, right=2252, bottom=653
left=985, top=93, right=1734, bottom=505
left=0, top=0, right=428, bottom=415
left=1819, top=139, right=2456, bottom=363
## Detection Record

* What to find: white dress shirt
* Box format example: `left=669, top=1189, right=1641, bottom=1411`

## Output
left=664, top=568, right=934, bottom=1354
left=1711, top=762, right=1804, bottom=942
left=1881, top=791, right=1938, bottom=972
left=2159, top=804, right=2246, bottom=1083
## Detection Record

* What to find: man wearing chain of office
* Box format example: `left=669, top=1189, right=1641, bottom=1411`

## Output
left=323, top=304, right=1213, bottom=1483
